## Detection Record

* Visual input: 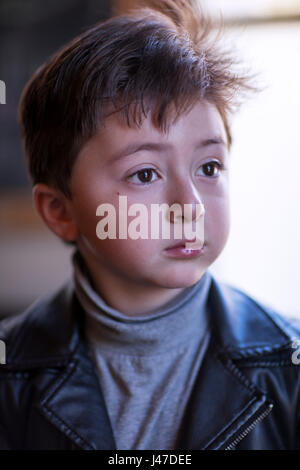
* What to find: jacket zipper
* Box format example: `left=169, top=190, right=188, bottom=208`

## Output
left=224, top=402, right=274, bottom=450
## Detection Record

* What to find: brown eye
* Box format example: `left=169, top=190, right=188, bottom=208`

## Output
left=127, top=168, right=159, bottom=185
left=197, top=161, right=224, bottom=178
left=137, top=169, right=153, bottom=183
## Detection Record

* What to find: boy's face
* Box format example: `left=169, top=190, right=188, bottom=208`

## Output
left=69, top=100, right=230, bottom=300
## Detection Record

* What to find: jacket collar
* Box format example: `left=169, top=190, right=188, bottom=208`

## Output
left=4, top=275, right=288, bottom=449
left=4, top=273, right=291, bottom=367
left=37, top=326, right=272, bottom=450
left=37, top=276, right=281, bottom=450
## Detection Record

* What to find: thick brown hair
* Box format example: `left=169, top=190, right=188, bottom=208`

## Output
left=19, top=0, right=257, bottom=197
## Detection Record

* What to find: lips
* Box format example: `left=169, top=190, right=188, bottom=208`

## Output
left=169, top=242, right=192, bottom=249
left=166, top=238, right=203, bottom=250
left=163, top=240, right=205, bottom=259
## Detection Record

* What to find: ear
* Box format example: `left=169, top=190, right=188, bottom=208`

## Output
left=32, top=183, right=79, bottom=242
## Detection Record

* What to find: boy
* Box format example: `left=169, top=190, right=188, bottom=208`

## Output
left=1, top=0, right=300, bottom=450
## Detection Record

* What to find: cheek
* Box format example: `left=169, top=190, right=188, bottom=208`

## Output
left=78, top=197, right=159, bottom=264
left=205, top=194, right=230, bottom=245
left=90, top=237, right=158, bottom=270
left=72, top=186, right=120, bottom=239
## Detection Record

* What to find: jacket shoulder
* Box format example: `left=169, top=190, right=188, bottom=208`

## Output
left=0, top=281, right=77, bottom=367
left=208, top=274, right=300, bottom=357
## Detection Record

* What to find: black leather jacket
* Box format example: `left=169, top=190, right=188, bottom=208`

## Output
left=0, top=274, right=300, bottom=450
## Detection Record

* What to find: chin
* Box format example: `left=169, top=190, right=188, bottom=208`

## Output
left=156, top=268, right=206, bottom=289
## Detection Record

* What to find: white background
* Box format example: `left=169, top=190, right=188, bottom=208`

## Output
left=210, top=21, right=300, bottom=318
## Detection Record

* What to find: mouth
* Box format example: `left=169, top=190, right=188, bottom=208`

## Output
left=164, top=240, right=206, bottom=259
left=166, top=238, right=204, bottom=250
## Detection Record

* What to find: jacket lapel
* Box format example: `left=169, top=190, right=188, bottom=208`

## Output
left=34, top=285, right=116, bottom=450
left=38, top=337, right=116, bottom=450
left=175, top=337, right=272, bottom=449
left=37, top=330, right=272, bottom=450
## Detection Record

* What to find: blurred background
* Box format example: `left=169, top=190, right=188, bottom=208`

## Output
left=0, top=0, right=299, bottom=318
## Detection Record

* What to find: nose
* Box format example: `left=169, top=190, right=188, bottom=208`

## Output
left=166, top=180, right=205, bottom=224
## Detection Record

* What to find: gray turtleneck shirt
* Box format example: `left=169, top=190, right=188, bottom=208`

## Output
left=72, top=251, right=212, bottom=450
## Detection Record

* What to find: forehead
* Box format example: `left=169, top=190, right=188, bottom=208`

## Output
left=77, top=99, right=228, bottom=166
left=103, top=100, right=226, bottom=145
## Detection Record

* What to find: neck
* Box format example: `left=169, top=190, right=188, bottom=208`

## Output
left=79, top=254, right=185, bottom=316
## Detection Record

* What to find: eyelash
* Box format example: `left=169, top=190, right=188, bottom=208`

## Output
left=127, top=161, right=225, bottom=185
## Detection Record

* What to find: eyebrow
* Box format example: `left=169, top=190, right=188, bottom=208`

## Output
left=110, top=136, right=226, bottom=162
